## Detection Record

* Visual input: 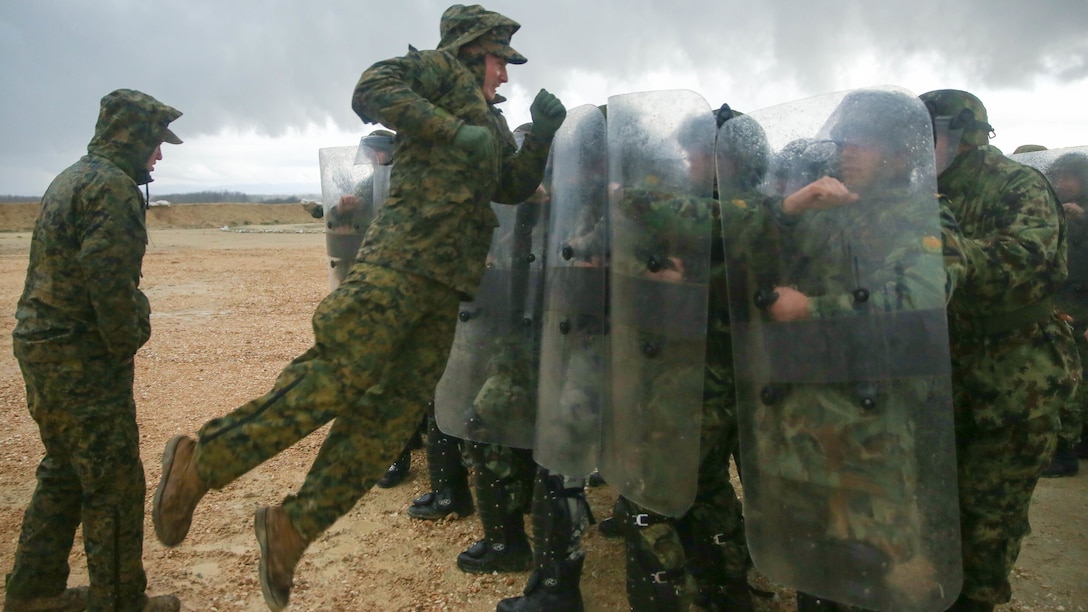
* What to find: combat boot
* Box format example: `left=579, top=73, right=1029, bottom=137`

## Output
left=497, top=552, right=585, bottom=612
left=254, top=505, right=308, bottom=611
left=1042, top=440, right=1079, bottom=477
left=141, top=594, right=181, bottom=611
left=152, top=435, right=210, bottom=547
left=376, top=447, right=412, bottom=488
left=407, top=416, right=474, bottom=520
left=3, top=586, right=88, bottom=612
left=456, top=513, right=532, bottom=573
left=695, top=575, right=754, bottom=612
left=407, top=487, right=474, bottom=520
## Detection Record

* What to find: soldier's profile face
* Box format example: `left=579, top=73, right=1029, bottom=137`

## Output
left=482, top=53, right=508, bottom=102
left=146, top=144, right=163, bottom=173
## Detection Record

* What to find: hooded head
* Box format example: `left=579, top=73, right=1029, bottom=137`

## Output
left=437, top=4, right=526, bottom=64
left=88, top=88, right=182, bottom=185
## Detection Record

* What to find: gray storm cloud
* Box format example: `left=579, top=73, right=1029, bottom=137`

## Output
left=1, top=0, right=1085, bottom=194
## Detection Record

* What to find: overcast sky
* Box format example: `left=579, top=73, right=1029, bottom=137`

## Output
left=2, top=0, right=1086, bottom=197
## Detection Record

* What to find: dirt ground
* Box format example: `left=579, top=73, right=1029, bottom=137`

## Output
left=0, top=204, right=1084, bottom=611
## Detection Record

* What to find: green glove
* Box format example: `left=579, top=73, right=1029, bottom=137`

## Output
left=452, top=124, right=495, bottom=163
left=529, top=88, right=566, bottom=139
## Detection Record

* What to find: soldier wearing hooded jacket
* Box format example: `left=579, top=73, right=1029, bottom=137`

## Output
left=921, top=89, right=1080, bottom=612
left=149, top=5, right=565, bottom=610
left=6, top=88, right=182, bottom=612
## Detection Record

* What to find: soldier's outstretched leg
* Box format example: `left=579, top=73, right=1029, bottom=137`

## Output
left=377, top=412, right=425, bottom=488
left=614, top=496, right=696, bottom=611
left=457, top=443, right=533, bottom=573
left=408, top=412, right=474, bottom=520
left=498, top=468, right=590, bottom=611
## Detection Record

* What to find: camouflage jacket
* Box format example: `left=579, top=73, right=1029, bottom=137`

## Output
left=940, top=145, right=1068, bottom=336
left=719, top=188, right=947, bottom=319
left=13, top=90, right=179, bottom=363
left=351, top=47, right=552, bottom=299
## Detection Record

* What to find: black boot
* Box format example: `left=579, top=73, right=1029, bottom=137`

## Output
left=407, top=415, right=474, bottom=520
left=376, top=446, right=412, bottom=488
left=497, top=552, right=585, bottom=612
left=796, top=592, right=846, bottom=611
left=457, top=455, right=533, bottom=573
left=497, top=468, right=589, bottom=610
left=1042, top=440, right=1080, bottom=477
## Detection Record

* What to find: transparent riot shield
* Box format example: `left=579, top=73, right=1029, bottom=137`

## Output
left=598, top=90, right=715, bottom=517
left=533, top=105, right=609, bottom=477
left=719, top=86, right=961, bottom=610
left=434, top=192, right=549, bottom=449
left=317, top=135, right=391, bottom=291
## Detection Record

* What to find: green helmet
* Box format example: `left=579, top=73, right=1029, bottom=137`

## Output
left=919, top=89, right=994, bottom=146
left=1013, top=144, right=1047, bottom=154
left=355, top=129, right=395, bottom=166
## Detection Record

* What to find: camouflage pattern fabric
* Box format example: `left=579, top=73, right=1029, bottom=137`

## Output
left=1052, top=159, right=1088, bottom=446
left=193, top=264, right=461, bottom=540
left=940, top=144, right=1080, bottom=604
left=8, top=88, right=180, bottom=610
left=13, top=89, right=180, bottom=363
left=8, top=359, right=148, bottom=610
left=351, top=34, right=551, bottom=300
left=189, top=7, right=552, bottom=544
left=465, top=441, right=535, bottom=513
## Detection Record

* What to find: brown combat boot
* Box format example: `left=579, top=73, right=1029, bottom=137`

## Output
left=152, top=435, right=209, bottom=547
left=3, top=586, right=88, bottom=612
left=254, top=505, right=308, bottom=611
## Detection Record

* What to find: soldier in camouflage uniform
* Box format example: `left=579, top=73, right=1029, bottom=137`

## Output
left=1042, top=151, right=1088, bottom=476
left=6, top=89, right=182, bottom=612
left=718, top=90, right=960, bottom=611
left=921, top=89, right=1080, bottom=611
left=607, top=107, right=754, bottom=612
left=150, top=5, right=565, bottom=610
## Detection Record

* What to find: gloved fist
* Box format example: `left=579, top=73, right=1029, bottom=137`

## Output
left=529, top=89, right=566, bottom=139
left=452, top=124, right=495, bottom=163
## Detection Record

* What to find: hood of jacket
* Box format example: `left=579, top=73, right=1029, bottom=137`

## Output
left=86, top=88, right=182, bottom=186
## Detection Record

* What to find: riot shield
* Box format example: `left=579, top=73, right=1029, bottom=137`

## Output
left=719, top=86, right=961, bottom=610
left=317, top=134, right=392, bottom=291
left=598, top=90, right=715, bottom=517
left=533, top=104, right=610, bottom=477
left=434, top=191, right=549, bottom=449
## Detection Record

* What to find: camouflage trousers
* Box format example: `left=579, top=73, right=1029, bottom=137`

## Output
left=1058, top=319, right=1087, bottom=445
left=465, top=441, right=536, bottom=514
left=193, top=263, right=460, bottom=540
left=7, top=358, right=149, bottom=612
left=620, top=331, right=750, bottom=610
left=954, top=413, right=1059, bottom=605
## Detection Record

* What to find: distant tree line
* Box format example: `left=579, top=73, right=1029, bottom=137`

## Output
left=1, top=191, right=303, bottom=204
left=155, top=191, right=302, bottom=204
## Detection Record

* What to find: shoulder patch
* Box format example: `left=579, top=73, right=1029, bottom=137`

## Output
left=922, top=235, right=942, bottom=253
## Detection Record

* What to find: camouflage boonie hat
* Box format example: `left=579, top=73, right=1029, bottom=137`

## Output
left=437, top=4, right=526, bottom=64
left=919, top=89, right=994, bottom=146
left=98, top=88, right=183, bottom=145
